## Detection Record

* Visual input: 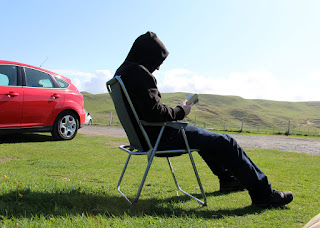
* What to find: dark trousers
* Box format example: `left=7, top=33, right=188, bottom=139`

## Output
left=158, top=125, right=272, bottom=202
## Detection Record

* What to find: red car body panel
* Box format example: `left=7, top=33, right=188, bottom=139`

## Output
left=0, top=60, right=85, bottom=133
left=0, top=86, right=23, bottom=128
left=20, top=87, right=66, bottom=127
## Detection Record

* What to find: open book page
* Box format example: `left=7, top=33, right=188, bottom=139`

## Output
left=185, top=93, right=199, bottom=105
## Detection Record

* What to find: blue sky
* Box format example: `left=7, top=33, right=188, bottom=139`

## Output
left=1, top=0, right=320, bottom=101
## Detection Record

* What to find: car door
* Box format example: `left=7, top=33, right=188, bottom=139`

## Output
left=0, top=65, right=23, bottom=128
left=21, top=67, right=65, bottom=127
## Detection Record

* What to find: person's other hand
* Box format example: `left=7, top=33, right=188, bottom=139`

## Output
left=179, top=100, right=192, bottom=116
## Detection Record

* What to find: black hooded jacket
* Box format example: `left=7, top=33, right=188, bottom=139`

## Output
left=114, top=32, right=185, bottom=145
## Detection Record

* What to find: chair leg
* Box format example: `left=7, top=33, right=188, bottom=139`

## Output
left=117, top=154, right=134, bottom=204
left=117, top=151, right=157, bottom=205
left=186, top=151, right=207, bottom=206
left=167, top=157, right=207, bottom=206
left=117, top=124, right=207, bottom=206
left=132, top=153, right=155, bottom=204
left=181, top=128, right=207, bottom=206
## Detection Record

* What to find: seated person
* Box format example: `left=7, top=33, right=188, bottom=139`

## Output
left=113, top=31, right=293, bottom=208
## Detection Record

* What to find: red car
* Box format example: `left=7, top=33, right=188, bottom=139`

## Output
left=0, top=60, right=85, bottom=140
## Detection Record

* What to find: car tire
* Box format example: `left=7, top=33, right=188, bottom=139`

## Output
left=89, top=119, right=92, bottom=125
left=52, top=111, right=79, bottom=140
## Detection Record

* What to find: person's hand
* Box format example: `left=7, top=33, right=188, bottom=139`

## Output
left=179, top=100, right=192, bottom=116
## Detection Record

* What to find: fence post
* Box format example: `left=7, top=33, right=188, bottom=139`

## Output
left=287, top=120, right=291, bottom=135
left=109, top=112, right=113, bottom=125
left=240, top=120, right=244, bottom=132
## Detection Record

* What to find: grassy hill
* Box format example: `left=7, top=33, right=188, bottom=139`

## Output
left=82, top=91, right=320, bottom=135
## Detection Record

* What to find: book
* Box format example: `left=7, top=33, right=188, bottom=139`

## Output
left=185, top=93, right=199, bottom=105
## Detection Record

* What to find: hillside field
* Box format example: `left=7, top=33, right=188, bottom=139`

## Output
left=81, top=92, right=320, bottom=135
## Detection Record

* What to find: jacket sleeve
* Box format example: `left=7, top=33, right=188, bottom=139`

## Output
left=124, top=66, right=185, bottom=122
left=146, top=86, right=186, bottom=122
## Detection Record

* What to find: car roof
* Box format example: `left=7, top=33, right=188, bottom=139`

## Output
left=0, top=60, right=64, bottom=78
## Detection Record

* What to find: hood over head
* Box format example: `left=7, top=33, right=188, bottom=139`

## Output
left=125, top=32, right=169, bottom=73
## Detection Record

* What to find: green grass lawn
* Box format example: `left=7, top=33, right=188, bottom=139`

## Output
left=0, top=133, right=319, bottom=227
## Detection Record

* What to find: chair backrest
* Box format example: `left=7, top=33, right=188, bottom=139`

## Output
left=106, top=76, right=151, bottom=151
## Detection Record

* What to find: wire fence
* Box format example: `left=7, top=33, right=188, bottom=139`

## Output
left=191, top=119, right=320, bottom=136
left=106, top=112, right=320, bottom=136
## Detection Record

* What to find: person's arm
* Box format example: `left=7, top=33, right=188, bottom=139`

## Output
left=178, top=100, right=192, bottom=116
left=124, top=66, right=189, bottom=122
left=142, top=72, right=187, bottom=122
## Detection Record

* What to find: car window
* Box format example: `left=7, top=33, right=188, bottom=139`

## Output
left=54, top=76, right=69, bottom=88
left=0, top=65, right=17, bottom=86
left=25, top=68, right=54, bottom=88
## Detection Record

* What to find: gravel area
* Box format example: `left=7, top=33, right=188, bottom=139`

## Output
left=79, top=125, right=127, bottom=138
left=229, top=134, right=320, bottom=156
left=79, top=125, right=320, bottom=156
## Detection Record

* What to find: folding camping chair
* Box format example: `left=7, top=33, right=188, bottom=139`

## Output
left=106, top=76, right=207, bottom=206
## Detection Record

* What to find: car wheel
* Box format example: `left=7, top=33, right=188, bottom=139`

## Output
left=52, top=111, right=79, bottom=140
left=89, top=119, right=92, bottom=125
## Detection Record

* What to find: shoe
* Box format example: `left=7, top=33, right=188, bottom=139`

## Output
left=219, top=178, right=245, bottom=192
left=252, top=189, right=293, bottom=208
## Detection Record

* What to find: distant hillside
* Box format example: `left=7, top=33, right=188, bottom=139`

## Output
left=81, top=91, right=320, bottom=134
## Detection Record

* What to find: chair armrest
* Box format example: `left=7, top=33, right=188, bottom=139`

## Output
left=140, top=120, right=188, bottom=129
left=165, top=121, right=188, bottom=129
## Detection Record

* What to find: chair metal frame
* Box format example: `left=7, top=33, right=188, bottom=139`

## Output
left=106, top=76, right=207, bottom=206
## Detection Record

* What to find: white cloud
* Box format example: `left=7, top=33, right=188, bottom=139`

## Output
left=52, top=68, right=320, bottom=101
left=309, top=72, right=320, bottom=80
left=156, top=69, right=280, bottom=98
left=53, top=69, right=113, bottom=94
left=156, top=69, right=320, bottom=102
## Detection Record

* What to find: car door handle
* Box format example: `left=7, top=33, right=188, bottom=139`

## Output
left=6, top=91, right=19, bottom=97
left=51, top=93, right=61, bottom=99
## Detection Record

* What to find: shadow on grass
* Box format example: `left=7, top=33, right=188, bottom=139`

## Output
left=0, top=189, right=275, bottom=219
left=0, top=133, right=55, bottom=144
